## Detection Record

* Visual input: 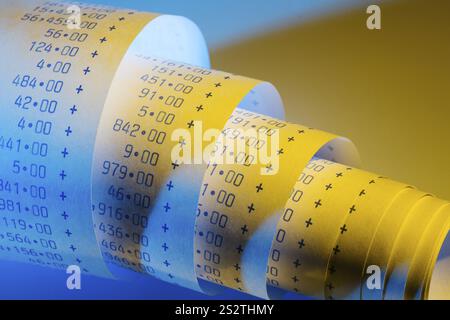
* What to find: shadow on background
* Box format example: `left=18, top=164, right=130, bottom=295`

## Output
left=212, top=0, right=450, bottom=200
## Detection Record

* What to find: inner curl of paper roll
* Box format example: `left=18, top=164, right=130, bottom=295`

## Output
left=128, top=14, right=210, bottom=68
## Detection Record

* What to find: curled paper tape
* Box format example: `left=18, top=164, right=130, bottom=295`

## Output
left=404, top=204, right=450, bottom=300
left=91, top=53, right=284, bottom=291
left=269, top=159, right=381, bottom=299
left=0, top=1, right=448, bottom=300
left=362, top=188, right=429, bottom=300
left=194, top=109, right=359, bottom=299
left=0, top=0, right=208, bottom=277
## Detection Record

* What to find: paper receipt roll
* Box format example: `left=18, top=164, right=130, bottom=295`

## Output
left=0, top=1, right=448, bottom=300
left=0, top=0, right=209, bottom=277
